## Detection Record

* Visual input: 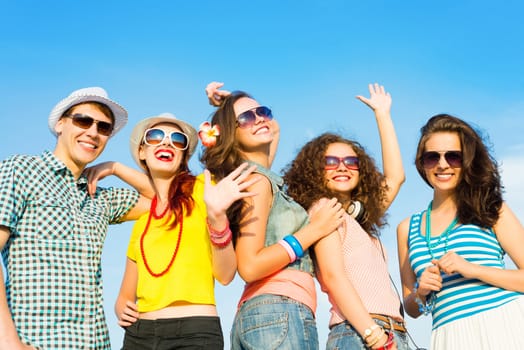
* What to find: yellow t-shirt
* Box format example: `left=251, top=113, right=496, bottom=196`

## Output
left=127, top=175, right=215, bottom=312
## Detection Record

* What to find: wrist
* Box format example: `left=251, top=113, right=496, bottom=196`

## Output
left=111, top=161, right=120, bottom=175
left=206, top=212, right=228, bottom=229
left=207, top=218, right=233, bottom=248
left=371, top=332, right=388, bottom=349
left=413, top=280, right=434, bottom=315
left=373, top=330, right=394, bottom=350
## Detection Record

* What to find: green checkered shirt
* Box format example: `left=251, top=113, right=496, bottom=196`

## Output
left=0, top=151, right=139, bottom=350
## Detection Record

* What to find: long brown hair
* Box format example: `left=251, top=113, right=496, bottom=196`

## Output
left=200, top=91, right=253, bottom=242
left=415, top=114, right=503, bottom=228
left=283, top=132, right=388, bottom=236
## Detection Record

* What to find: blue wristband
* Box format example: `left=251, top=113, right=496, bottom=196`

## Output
left=283, top=235, right=304, bottom=258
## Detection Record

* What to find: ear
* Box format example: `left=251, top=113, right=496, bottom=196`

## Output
left=54, top=118, right=65, bottom=135
left=138, top=144, right=146, bottom=161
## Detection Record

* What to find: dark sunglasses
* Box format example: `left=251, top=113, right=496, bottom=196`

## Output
left=143, top=128, right=189, bottom=150
left=325, top=156, right=359, bottom=170
left=236, top=106, right=273, bottom=128
left=64, top=113, right=113, bottom=136
left=421, top=150, right=462, bottom=168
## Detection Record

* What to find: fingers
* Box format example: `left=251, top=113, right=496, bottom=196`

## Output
left=355, top=95, right=370, bottom=105
left=226, top=162, right=252, bottom=180
left=118, top=301, right=139, bottom=327
left=205, top=81, right=231, bottom=106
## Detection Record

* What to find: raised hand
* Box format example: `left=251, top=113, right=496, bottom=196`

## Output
left=356, top=83, right=392, bottom=117
left=204, top=163, right=260, bottom=219
left=205, top=81, right=232, bottom=106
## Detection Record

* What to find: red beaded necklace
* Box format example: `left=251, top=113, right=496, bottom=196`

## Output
left=140, top=196, right=183, bottom=277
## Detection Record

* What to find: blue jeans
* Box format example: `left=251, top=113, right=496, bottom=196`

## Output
left=231, top=294, right=318, bottom=350
left=326, top=319, right=411, bottom=350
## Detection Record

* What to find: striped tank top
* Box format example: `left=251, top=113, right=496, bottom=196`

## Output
left=407, top=210, right=522, bottom=329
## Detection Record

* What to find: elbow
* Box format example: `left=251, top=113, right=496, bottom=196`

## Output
left=216, top=270, right=237, bottom=286
left=237, top=265, right=262, bottom=284
left=395, top=173, right=406, bottom=188
left=319, top=270, right=342, bottom=293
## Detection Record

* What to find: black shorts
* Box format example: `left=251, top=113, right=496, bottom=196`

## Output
left=122, top=316, right=224, bottom=350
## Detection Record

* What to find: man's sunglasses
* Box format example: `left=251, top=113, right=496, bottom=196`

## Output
left=143, top=128, right=189, bottom=150
left=421, top=150, right=462, bottom=169
left=236, top=106, right=273, bottom=129
left=64, top=113, right=113, bottom=136
left=325, top=156, right=359, bottom=170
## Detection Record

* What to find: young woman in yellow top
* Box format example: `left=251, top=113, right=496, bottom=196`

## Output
left=86, top=113, right=258, bottom=349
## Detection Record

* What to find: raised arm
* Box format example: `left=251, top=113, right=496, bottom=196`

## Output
left=84, top=161, right=152, bottom=220
left=356, top=83, right=405, bottom=211
left=203, top=163, right=260, bottom=285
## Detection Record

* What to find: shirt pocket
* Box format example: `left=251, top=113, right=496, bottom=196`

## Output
left=21, top=196, right=76, bottom=241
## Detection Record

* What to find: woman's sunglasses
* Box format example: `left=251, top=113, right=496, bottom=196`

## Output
left=421, top=150, right=462, bottom=168
left=143, top=128, right=189, bottom=150
left=325, top=156, right=359, bottom=170
left=236, top=106, right=273, bottom=128
left=64, top=113, right=113, bottom=136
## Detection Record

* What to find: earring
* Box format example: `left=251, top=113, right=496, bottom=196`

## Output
left=347, top=200, right=365, bottom=222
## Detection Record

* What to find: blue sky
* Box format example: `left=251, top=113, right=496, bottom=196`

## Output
left=1, top=1, right=523, bottom=348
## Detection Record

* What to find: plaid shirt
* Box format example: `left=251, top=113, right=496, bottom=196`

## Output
left=0, top=151, right=139, bottom=350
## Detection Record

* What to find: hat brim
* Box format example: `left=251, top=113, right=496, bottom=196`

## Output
left=48, top=94, right=128, bottom=137
left=129, top=114, right=198, bottom=170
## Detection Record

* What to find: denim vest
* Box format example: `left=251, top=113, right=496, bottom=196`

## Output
left=248, top=161, right=315, bottom=275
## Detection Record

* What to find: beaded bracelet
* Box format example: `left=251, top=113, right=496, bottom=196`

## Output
left=283, top=235, right=304, bottom=258
left=207, top=219, right=233, bottom=248
left=278, top=239, right=297, bottom=263
left=413, top=281, right=435, bottom=315
left=207, top=218, right=229, bottom=237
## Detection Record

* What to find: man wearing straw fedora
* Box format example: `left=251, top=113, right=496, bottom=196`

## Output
left=0, top=87, right=149, bottom=349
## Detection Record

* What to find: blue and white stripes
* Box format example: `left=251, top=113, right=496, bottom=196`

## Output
left=407, top=211, right=522, bottom=329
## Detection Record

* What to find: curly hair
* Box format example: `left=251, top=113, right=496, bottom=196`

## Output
left=415, top=114, right=503, bottom=228
left=283, top=133, right=387, bottom=236
left=200, top=91, right=254, bottom=243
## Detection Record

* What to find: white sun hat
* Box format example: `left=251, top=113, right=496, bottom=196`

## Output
left=129, top=113, right=198, bottom=170
left=48, top=87, right=128, bottom=137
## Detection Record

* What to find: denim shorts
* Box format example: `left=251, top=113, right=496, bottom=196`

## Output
left=231, top=294, right=319, bottom=350
left=122, top=316, right=224, bottom=350
left=326, top=318, right=411, bottom=350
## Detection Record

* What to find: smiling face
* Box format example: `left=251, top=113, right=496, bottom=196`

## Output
left=324, top=142, right=360, bottom=202
left=233, top=97, right=274, bottom=153
left=53, top=103, right=112, bottom=176
left=138, top=122, right=186, bottom=179
left=422, top=131, right=462, bottom=194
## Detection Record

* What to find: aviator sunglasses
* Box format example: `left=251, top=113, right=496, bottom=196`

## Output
left=421, top=150, right=462, bottom=168
left=236, top=106, right=273, bottom=128
left=143, top=128, right=189, bottom=150
left=64, top=113, right=114, bottom=136
left=325, top=156, right=360, bottom=171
